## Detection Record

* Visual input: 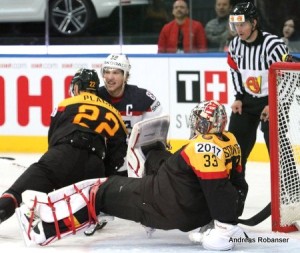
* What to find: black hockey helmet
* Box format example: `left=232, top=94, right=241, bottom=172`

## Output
left=229, top=2, right=259, bottom=32
left=231, top=2, right=258, bottom=20
left=70, top=68, right=100, bottom=96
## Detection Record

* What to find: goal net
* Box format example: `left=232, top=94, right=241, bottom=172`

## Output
left=269, top=62, right=300, bottom=232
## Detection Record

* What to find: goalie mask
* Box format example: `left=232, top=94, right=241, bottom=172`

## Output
left=189, top=100, right=227, bottom=137
left=70, top=68, right=100, bottom=96
left=229, top=2, right=259, bottom=33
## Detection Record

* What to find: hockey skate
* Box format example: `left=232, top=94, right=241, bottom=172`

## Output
left=84, top=212, right=115, bottom=236
left=16, top=204, right=46, bottom=246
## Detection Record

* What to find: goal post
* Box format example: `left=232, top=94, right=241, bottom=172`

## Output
left=269, top=62, right=300, bottom=232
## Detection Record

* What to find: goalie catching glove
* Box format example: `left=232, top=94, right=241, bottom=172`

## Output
left=189, top=220, right=247, bottom=251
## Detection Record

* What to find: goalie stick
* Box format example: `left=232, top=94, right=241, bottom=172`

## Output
left=237, top=203, right=271, bottom=226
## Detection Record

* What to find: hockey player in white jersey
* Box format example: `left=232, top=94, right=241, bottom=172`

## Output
left=98, top=53, right=163, bottom=176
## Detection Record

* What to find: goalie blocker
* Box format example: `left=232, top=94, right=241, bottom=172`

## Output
left=16, top=105, right=248, bottom=250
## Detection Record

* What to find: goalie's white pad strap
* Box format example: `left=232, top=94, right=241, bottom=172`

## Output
left=127, top=115, right=170, bottom=178
left=21, top=178, right=107, bottom=222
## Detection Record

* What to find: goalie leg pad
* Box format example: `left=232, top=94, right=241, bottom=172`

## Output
left=17, top=178, right=108, bottom=245
left=127, top=115, right=170, bottom=178
left=127, top=146, right=146, bottom=178
left=16, top=203, right=46, bottom=246
left=21, top=178, right=106, bottom=223
left=16, top=203, right=93, bottom=246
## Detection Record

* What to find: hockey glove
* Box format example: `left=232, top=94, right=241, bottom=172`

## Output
left=202, top=220, right=246, bottom=251
left=188, top=219, right=214, bottom=244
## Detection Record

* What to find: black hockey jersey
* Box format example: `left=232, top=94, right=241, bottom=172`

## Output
left=48, top=92, right=128, bottom=171
left=49, top=92, right=127, bottom=146
left=142, top=131, right=242, bottom=231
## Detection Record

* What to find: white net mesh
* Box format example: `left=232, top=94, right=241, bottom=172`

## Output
left=276, top=69, right=300, bottom=226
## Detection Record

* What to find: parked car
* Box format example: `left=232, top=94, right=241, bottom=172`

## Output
left=0, top=0, right=149, bottom=36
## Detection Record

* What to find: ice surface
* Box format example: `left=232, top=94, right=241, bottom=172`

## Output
left=0, top=154, right=300, bottom=252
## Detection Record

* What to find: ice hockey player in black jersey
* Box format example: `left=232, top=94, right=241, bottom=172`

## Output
left=17, top=100, right=248, bottom=251
left=0, top=69, right=127, bottom=226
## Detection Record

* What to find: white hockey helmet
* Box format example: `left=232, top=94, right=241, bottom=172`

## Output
left=189, top=100, right=227, bottom=137
left=101, top=54, right=131, bottom=78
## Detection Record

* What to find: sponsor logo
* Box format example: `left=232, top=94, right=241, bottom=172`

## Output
left=204, top=71, right=228, bottom=103
left=146, top=91, right=156, bottom=100
left=176, top=71, right=228, bottom=104
left=229, top=15, right=245, bottom=22
left=245, top=76, right=262, bottom=94
left=176, top=71, right=200, bottom=103
left=151, top=101, right=161, bottom=112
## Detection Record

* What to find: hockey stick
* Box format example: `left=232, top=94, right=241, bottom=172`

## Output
left=283, top=54, right=300, bottom=62
left=292, top=55, right=300, bottom=62
left=0, top=157, right=15, bottom=160
left=237, top=202, right=271, bottom=226
left=0, top=156, right=27, bottom=169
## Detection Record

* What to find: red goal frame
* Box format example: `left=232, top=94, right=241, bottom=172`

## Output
left=269, top=62, right=300, bottom=232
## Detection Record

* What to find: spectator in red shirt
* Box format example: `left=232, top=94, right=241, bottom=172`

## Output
left=157, top=0, right=207, bottom=53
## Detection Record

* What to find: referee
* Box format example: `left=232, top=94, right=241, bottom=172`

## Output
left=227, top=1, right=290, bottom=212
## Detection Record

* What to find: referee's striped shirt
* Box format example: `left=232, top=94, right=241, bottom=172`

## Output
left=227, top=30, right=289, bottom=99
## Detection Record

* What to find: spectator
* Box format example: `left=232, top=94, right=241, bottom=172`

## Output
left=223, top=28, right=237, bottom=52
left=157, top=0, right=207, bottom=53
left=0, top=69, right=128, bottom=225
left=143, top=0, right=171, bottom=33
left=227, top=2, right=289, bottom=208
left=205, top=0, right=233, bottom=52
left=281, top=16, right=300, bottom=53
